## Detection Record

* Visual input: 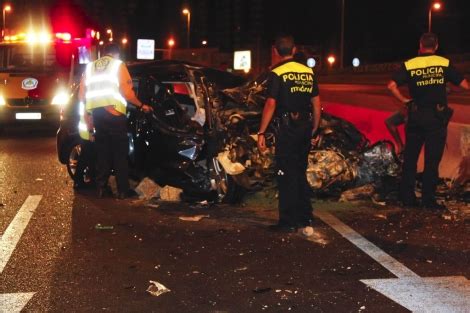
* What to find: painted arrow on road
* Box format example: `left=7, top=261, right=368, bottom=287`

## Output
left=315, top=211, right=470, bottom=312
left=0, top=195, right=42, bottom=313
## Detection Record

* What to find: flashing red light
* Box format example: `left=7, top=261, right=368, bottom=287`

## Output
left=56, top=32, right=71, bottom=41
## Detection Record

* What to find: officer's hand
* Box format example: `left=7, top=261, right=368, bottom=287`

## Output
left=89, top=134, right=95, bottom=143
left=257, top=134, right=267, bottom=154
left=141, top=104, right=153, bottom=113
left=311, top=129, right=320, bottom=147
left=311, top=136, right=320, bottom=147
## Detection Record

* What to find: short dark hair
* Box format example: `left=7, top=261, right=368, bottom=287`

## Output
left=104, top=43, right=120, bottom=56
left=420, top=33, right=438, bottom=49
left=275, top=34, right=295, bottom=57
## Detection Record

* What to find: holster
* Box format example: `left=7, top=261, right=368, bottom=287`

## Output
left=435, top=103, right=453, bottom=126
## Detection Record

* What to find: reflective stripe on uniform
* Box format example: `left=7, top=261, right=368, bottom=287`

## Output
left=85, top=88, right=127, bottom=105
left=85, top=74, right=119, bottom=86
left=79, top=102, right=85, bottom=117
left=272, top=61, right=313, bottom=76
left=78, top=121, right=88, bottom=131
left=404, top=55, right=449, bottom=71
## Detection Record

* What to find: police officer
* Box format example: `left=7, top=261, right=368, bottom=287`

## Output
left=79, top=43, right=152, bottom=199
left=257, top=35, right=321, bottom=233
left=388, top=33, right=469, bottom=210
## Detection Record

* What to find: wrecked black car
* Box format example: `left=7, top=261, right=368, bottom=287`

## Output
left=57, top=61, right=249, bottom=202
left=58, top=60, right=404, bottom=203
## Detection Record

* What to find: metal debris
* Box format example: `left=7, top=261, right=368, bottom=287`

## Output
left=339, top=184, right=375, bottom=202
left=95, top=224, right=114, bottom=230
left=179, top=214, right=210, bottom=222
left=146, top=280, right=171, bottom=297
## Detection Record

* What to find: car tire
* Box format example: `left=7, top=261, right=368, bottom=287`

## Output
left=65, top=140, right=94, bottom=186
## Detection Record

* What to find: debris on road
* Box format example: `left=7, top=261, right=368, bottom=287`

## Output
left=179, top=215, right=210, bottom=222
left=146, top=280, right=171, bottom=297
left=234, top=266, right=248, bottom=272
left=253, top=287, right=272, bottom=294
left=95, top=223, right=114, bottom=230
left=160, top=186, right=183, bottom=201
left=300, top=226, right=314, bottom=237
left=135, top=177, right=161, bottom=200
left=35, top=178, right=44, bottom=181
left=339, top=184, right=375, bottom=202
left=305, top=229, right=329, bottom=245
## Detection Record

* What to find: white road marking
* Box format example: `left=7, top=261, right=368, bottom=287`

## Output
left=0, top=195, right=42, bottom=273
left=361, top=277, right=470, bottom=313
left=0, top=293, right=36, bottom=313
left=314, top=210, right=470, bottom=312
left=314, top=211, right=418, bottom=279
left=0, top=195, right=41, bottom=313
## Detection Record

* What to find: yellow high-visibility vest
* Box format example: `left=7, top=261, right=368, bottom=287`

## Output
left=77, top=101, right=90, bottom=140
left=84, top=56, right=127, bottom=115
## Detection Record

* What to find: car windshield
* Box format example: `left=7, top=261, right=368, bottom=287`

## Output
left=0, top=44, right=63, bottom=70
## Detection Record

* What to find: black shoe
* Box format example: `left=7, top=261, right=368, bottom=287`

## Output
left=98, top=186, right=114, bottom=198
left=268, top=223, right=297, bottom=233
left=117, top=189, right=139, bottom=200
left=422, top=201, right=447, bottom=211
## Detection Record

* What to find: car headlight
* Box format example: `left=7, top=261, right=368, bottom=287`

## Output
left=0, top=95, right=6, bottom=106
left=51, top=91, right=70, bottom=106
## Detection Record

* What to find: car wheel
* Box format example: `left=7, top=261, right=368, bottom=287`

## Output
left=210, top=157, right=245, bottom=204
left=66, top=142, right=93, bottom=186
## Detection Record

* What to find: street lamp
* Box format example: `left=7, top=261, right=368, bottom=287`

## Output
left=428, top=2, right=442, bottom=32
left=182, top=8, right=191, bottom=48
left=340, top=0, right=345, bottom=69
left=202, top=40, right=207, bottom=46
left=106, top=28, right=113, bottom=42
left=121, top=38, right=128, bottom=45
left=327, top=55, right=336, bottom=66
left=168, top=38, right=175, bottom=60
left=2, top=4, right=12, bottom=38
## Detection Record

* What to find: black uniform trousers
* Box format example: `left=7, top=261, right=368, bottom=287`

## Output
left=92, top=108, right=130, bottom=194
left=400, top=109, right=447, bottom=206
left=275, top=118, right=313, bottom=227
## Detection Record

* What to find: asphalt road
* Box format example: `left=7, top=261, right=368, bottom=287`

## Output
left=1, top=131, right=469, bottom=312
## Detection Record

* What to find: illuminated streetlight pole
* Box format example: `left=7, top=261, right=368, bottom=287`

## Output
left=182, top=8, right=191, bottom=48
left=168, top=38, right=175, bottom=60
left=428, top=2, right=442, bottom=33
left=106, top=28, right=113, bottom=42
left=2, top=4, right=12, bottom=38
left=340, top=0, right=345, bottom=69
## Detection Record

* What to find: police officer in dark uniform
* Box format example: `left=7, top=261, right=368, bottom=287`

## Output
left=388, top=33, right=469, bottom=210
left=257, top=35, right=321, bottom=232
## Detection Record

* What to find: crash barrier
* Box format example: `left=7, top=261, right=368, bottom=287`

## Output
left=323, top=101, right=470, bottom=179
left=324, top=53, right=470, bottom=75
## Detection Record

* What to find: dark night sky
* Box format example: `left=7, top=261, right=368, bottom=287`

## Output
left=6, top=0, right=470, bottom=64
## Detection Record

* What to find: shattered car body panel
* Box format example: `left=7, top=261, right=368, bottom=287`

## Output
left=218, top=74, right=401, bottom=197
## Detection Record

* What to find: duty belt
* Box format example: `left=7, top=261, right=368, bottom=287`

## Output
left=275, top=111, right=312, bottom=127
left=280, top=111, right=312, bottom=120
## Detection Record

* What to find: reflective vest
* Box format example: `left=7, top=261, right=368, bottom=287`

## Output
left=84, top=56, right=127, bottom=115
left=78, top=101, right=90, bottom=140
